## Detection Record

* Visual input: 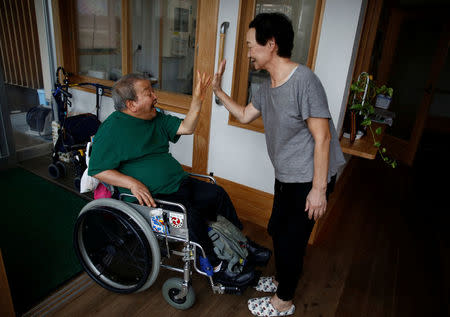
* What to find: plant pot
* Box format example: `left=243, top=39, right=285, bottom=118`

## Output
left=375, top=94, right=392, bottom=109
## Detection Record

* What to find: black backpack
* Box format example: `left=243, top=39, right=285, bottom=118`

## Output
left=56, top=113, right=100, bottom=152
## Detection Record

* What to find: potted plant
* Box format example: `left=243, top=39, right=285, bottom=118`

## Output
left=346, top=73, right=397, bottom=168
left=375, top=85, right=394, bottom=109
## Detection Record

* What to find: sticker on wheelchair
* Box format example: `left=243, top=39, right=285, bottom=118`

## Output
left=169, top=212, right=184, bottom=228
left=150, top=208, right=167, bottom=234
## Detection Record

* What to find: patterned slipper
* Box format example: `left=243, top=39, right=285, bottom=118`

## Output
left=247, top=297, right=295, bottom=316
left=254, top=276, right=278, bottom=293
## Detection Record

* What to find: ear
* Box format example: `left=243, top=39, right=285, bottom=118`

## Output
left=268, top=38, right=276, bottom=51
left=125, top=99, right=136, bottom=112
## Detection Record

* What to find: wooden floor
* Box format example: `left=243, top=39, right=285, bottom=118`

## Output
left=18, top=131, right=449, bottom=317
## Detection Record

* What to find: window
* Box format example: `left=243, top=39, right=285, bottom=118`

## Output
left=229, top=0, right=325, bottom=133
left=131, top=0, right=198, bottom=95
left=55, top=0, right=210, bottom=114
left=76, top=0, right=122, bottom=81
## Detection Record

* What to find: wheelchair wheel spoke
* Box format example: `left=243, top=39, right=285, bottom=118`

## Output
left=98, top=222, right=124, bottom=245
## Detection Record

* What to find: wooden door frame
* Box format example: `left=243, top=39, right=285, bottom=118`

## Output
left=404, top=22, right=449, bottom=164
left=351, top=1, right=450, bottom=166
left=377, top=7, right=449, bottom=165
left=191, top=0, right=219, bottom=174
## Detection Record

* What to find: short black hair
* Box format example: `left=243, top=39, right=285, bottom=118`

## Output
left=249, top=13, right=294, bottom=58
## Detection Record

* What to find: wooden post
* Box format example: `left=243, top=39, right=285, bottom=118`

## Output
left=0, top=249, right=15, bottom=317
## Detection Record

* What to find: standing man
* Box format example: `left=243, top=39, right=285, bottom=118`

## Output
left=212, top=13, right=345, bottom=316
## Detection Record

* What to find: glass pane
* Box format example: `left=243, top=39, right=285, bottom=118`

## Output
left=76, top=0, right=122, bottom=81
left=248, top=0, right=317, bottom=103
left=131, top=0, right=198, bottom=95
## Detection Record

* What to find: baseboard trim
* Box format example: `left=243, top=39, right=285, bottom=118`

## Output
left=23, top=273, right=93, bottom=317
left=214, top=176, right=274, bottom=229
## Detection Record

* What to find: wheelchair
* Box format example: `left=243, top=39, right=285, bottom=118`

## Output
left=73, top=173, right=247, bottom=310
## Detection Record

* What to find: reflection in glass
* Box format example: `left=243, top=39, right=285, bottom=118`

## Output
left=131, top=0, right=197, bottom=95
left=248, top=0, right=317, bottom=103
left=76, top=0, right=122, bottom=81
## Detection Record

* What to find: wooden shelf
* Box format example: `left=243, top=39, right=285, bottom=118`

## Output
left=340, top=123, right=386, bottom=160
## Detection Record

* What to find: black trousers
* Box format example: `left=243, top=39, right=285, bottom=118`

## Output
left=268, top=175, right=336, bottom=301
left=154, top=176, right=242, bottom=267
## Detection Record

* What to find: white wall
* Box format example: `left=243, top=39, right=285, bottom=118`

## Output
left=314, top=0, right=366, bottom=132
left=58, top=0, right=366, bottom=194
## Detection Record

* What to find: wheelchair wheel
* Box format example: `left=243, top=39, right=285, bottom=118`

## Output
left=74, top=199, right=160, bottom=293
left=162, top=277, right=196, bottom=310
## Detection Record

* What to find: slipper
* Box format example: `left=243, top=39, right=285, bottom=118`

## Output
left=254, top=276, right=278, bottom=293
left=247, top=296, right=295, bottom=316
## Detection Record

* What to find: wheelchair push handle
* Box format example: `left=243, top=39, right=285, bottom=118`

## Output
left=188, top=172, right=216, bottom=184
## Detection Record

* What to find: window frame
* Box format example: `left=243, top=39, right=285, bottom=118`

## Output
left=228, top=0, right=326, bottom=133
left=53, top=0, right=206, bottom=114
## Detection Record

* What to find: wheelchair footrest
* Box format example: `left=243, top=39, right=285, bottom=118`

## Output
left=218, top=269, right=261, bottom=295
left=223, top=285, right=244, bottom=295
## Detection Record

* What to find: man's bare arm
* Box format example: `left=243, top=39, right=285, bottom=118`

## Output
left=304, top=117, right=331, bottom=220
left=94, top=169, right=156, bottom=207
left=212, top=60, right=261, bottom=124
left=177, top=71, right=211, bottom=135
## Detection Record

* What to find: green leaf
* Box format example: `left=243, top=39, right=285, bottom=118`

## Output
left=375, top=127, right=382, bottom=135
left=384, top=157, right=389, bottom=162
left=350, top=104, right=363, bottom=110
left=361, top=119, right=372, bottom=126
left=382, top=147, right=386, bottom=153
left=374, top=142, right=381, bottom=148
left=387, top=88, right=393, bottom=97
left=391, top=161, right=397, bottom=168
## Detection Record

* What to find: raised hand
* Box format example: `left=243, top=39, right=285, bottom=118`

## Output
left=194, top=71, right=212, bottom=102
left=212, top=59, right=226, bottom=93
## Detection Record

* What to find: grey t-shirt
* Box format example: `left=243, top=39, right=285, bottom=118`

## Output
left=252, top=65, right=345, bottom=183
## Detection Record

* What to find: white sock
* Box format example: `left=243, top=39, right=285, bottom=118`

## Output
left=213, top=261, right=222, bottom=273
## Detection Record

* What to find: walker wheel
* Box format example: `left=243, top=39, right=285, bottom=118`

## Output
left=55, top=161, right=66, bottom=177
left=74, top=176, right=81, bottom=192
left=162, top=278, right=195, bottom=310
left=48, top=163, right=60, bottom=179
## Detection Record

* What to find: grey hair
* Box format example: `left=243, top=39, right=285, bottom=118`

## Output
left=112, top=73, right=146, bottom=111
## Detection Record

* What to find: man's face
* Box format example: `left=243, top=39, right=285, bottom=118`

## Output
left=246, top=28, right=272, bottom=70
left=130, top=79, right=158, bottom=120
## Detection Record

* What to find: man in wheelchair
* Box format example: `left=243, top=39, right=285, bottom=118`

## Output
left=87, top=72, right=270, bottom=287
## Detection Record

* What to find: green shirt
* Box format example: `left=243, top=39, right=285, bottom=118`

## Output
left=88, top=110, right=188, bottom=196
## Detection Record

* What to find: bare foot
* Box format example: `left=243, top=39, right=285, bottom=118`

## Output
left=270, top=294, right=293, bottom=312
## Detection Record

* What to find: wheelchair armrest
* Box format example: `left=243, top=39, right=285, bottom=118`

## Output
left=188, top=172, right=216, bottom=184
left=119, top=193, right=188, bottom=215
